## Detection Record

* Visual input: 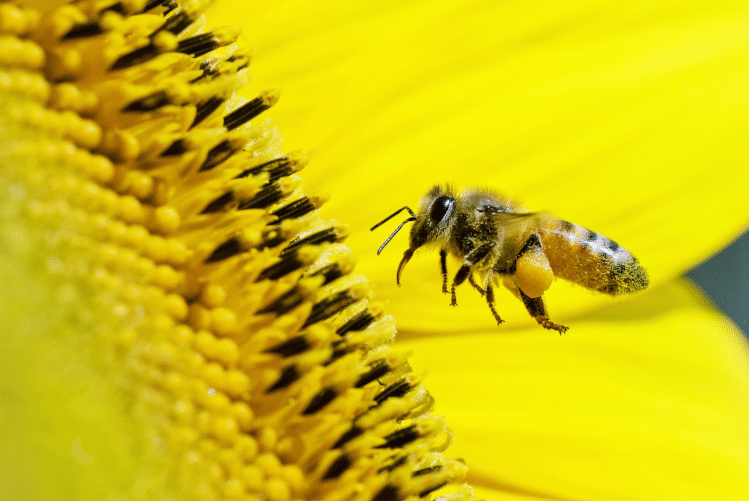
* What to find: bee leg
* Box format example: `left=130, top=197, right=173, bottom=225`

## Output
left=451, top=242, right=495, bottom=306
left=450, top=265, right=471, bottom=306
left=440, top=249, right=448, bottom=294
left=513, top=234, right=553, bottom=298
left=469, top=274, right=486, bottom=297
left=485, top=283, right=504, bottom=325
left=452, top=243, right=493, bottom=306
left=518, top=289, right=568, bottom=334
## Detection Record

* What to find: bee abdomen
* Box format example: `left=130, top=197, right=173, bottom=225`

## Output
left=597, top=261, right=649, bottom=294
left=540, top=220, right=649, bottom=295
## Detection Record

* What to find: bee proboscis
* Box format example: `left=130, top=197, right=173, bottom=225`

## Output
left=371, top=185, right=649, bottom=333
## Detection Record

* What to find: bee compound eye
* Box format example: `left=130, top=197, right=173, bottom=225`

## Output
left=429, top=195, right=455, bottom=223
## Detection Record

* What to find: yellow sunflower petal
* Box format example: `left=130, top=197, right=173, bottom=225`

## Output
left=398, top=278, right=749, bottom=499
left=208, top=0, right=749, bottom=316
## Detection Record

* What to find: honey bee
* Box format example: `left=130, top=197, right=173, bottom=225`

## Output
left=371, top=185, right=649, bottom=333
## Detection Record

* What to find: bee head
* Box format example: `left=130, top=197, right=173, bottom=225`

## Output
left=408, top=186, right=456, bottom=250
left=371, top=185, right=456, bottom=285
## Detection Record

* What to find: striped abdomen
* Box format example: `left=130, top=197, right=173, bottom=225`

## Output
left=538, top=219, right=649, bottom=295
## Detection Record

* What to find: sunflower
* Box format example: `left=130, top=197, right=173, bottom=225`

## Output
left=2, top=1, right=749, bottom=500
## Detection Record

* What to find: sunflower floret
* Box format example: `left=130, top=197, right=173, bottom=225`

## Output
left=1, top=1, right=474, bottom=500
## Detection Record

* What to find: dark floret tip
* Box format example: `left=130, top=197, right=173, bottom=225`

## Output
left=223, top=90, right=280, bottom=131
left=332, top=425, right=364, bottom=449
left=376, top=425, right=420, bottom=449
left=204, top=236, right=244, bottom=263
left=266, top=365, right=301, bottom=393
left=323, top=454, right=352, bottom=480
left=419, top=481, right=449, bottom=498
left=264, top=335, right=311, bottom=357
left=372, top=485, right=400, bottom=501
left=302, top=386, right=338, bottom=415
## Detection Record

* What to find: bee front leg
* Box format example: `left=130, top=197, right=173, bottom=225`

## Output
left=518, top=289, right=568, bottom=334
left=440, top=249, right=448, bottom=294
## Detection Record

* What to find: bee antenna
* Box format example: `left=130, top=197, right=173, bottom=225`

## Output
left=370, top=206, right=416, bottom=231
left=375, top=216, right=417, bottom=254
left=372, top=206, right=418, bottom=254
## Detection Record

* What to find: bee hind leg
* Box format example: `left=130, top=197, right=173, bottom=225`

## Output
left=485, top=283, right=504, bottom=325
left=518, top=289, right=568, bottom=334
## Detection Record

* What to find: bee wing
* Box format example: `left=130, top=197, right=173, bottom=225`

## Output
left=481, top=207, right=548, bottom=226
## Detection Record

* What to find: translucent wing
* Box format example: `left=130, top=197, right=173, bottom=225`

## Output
left=477, top=206, right=548, bottom=226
